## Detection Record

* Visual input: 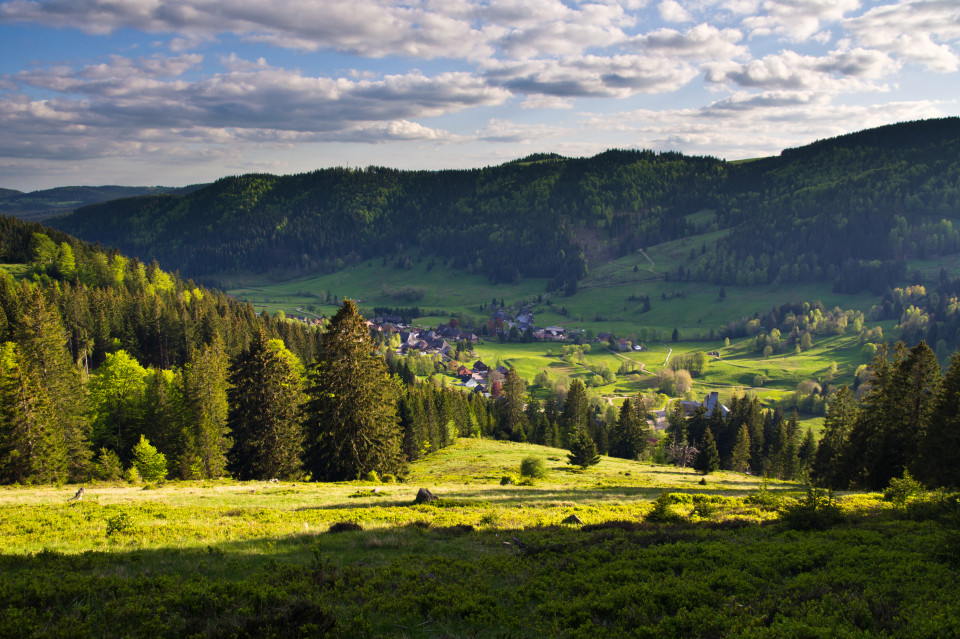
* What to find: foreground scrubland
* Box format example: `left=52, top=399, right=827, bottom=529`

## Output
left=2, top=439, right=959, bottom=638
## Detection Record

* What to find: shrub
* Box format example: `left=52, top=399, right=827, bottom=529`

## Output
left=746, top=480, right=781, bottom=511
left=646, top=492, right=685, bottom=523
left=105, top=511, right=133, bottom=537
left=328, top=522, right=363, bottom=533
left=520, top=456, right=547, bottom=479
left=883, top=471, right=924, bottom=510
left=364, top=470, right=380, bottom=483
left=779, top=487, right=845, bottom=530
left=692, top=495, right=717, bottom=518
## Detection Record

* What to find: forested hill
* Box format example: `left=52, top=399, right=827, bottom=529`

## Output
left=0, top=184, right=203, bottom=222
left=50, top=117, right=960, bottom=293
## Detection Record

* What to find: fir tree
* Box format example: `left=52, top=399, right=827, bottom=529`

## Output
left=567, top=427, right=600, bottom=468
left=227, top=331, right=304, bottom=480
left=14, top=288, right=91, bottom=480
left=813, top=384, right=857, bottom=489
left=915, top=350, right=960, bottom=487
left=560, top=379, right=590, bottom=448
left=500, top=367, right=527, bottom=442
left=730, top=424, right=752, bottom=473
left=303, top=300, right=402, bottom=481
left=0, top=342, right=64, bottom=483
left=611, top=397, right=648, bottom=460
left=182, top=334, right=231, bottom=479
left=694, top=427, right=720, bottom=474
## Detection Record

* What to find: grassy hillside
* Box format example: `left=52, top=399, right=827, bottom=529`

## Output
left=2, top=438, right=958, bottom=637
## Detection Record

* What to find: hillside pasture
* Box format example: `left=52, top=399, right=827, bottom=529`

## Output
left=2, top=438, right=958, bottom=637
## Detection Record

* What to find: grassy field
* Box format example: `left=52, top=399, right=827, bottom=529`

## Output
left=2, top=438, right=958, bottom=637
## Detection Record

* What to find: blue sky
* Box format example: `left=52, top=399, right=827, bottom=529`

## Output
left=0, top=0, right=958, bottom=191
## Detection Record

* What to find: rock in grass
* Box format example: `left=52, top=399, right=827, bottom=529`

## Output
left=328, top=522, right=363, bottom=533
left=415, top=488, right=438, bottom=504
left=563, top=514, right=584, bottom=525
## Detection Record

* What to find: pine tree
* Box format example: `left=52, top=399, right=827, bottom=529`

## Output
left=303, top=300, right=402, bottom=481
left=182, top=334, right=231, bottom=479
left=0, top=342, right=64, bottom=483
left=14, top=287, right=90, bottom=481
left=227, top=331, right=304, bottom=480
left=567, top=427, right=600, bottom=468
left=611, top=398, right=648, bottom=460
left=500, top=367, right=527, bottom=442
left=915, top=350, right=960, bottom=487
left=560, top=379, right=589, bottom=448
left=694, top=427, right=720, bottom=474
left=814, top=385, right=857, bottom=488
left=730, top=424, right=752, bottom=473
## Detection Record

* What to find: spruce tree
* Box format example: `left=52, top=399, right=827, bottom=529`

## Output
left=560, top=379, right=589, bottom=448
left=227, top=330, right=304, bottom=480
left=500, top=367, right=527, bottom=442
left=182, top=334, right=231, bottom=479
left=915, top=350, right=960, bottom=487
left=567, top=427, right=600, bottom=468
left=303, top=300, right=402, bottom=481
left=0, top=342, right=64, bottom=483
left=611, top=398, right=648, bottom=460
left=14, top=287, right=90, bottom=481
left=730, top=424, right=752, bottom=473
left=814, top=384, right=858, bottom=488
left=694, top=427, right=720, bottom=474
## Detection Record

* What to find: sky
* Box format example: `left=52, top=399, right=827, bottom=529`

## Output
left=0, top=0, right=958, bottom=192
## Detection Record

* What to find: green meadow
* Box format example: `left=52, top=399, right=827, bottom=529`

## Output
left=2, top=438, right=959, bottom=637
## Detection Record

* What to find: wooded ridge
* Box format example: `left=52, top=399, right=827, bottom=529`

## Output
left=46, top=117, right=960, bottom=294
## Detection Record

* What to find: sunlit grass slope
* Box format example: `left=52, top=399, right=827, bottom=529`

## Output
left=2, top=438, right=959, bottom=637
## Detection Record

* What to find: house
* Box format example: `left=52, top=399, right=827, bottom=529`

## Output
left=617, top=338, right=631, bottom=351
left=456, top=365, right=471, bottom=377
left=473, top=360, right=489, bottom=372
left=679, top=392, right=730, bottom=419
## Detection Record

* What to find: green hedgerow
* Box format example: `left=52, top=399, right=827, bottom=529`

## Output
left=520, top=456, right=547, bottom=479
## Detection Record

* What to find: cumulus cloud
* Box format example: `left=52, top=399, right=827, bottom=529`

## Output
left=658, top=0, right=693, bottom=23
left=0, top=0, right=495, bottom=58
left=0, top=54, right=506, bottom=162
left=844, top=0, right=960, bottom=72
left=704, top=48, right=899, bottom=91
left=740, top=0, right=860, bottom=42
left=485, top=54, right=698, bottom=98
left=633, top=23, right=747, bottom=61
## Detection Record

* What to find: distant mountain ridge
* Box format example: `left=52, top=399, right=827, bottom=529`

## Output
left=47, top=117, right=960, bottom=293
left=0, top=184, right=205, bottom=222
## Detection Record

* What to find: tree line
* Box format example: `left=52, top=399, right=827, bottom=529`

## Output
left=812, top=341, right=959, bottom=490
left=0, top=219, right=491, bottom=484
